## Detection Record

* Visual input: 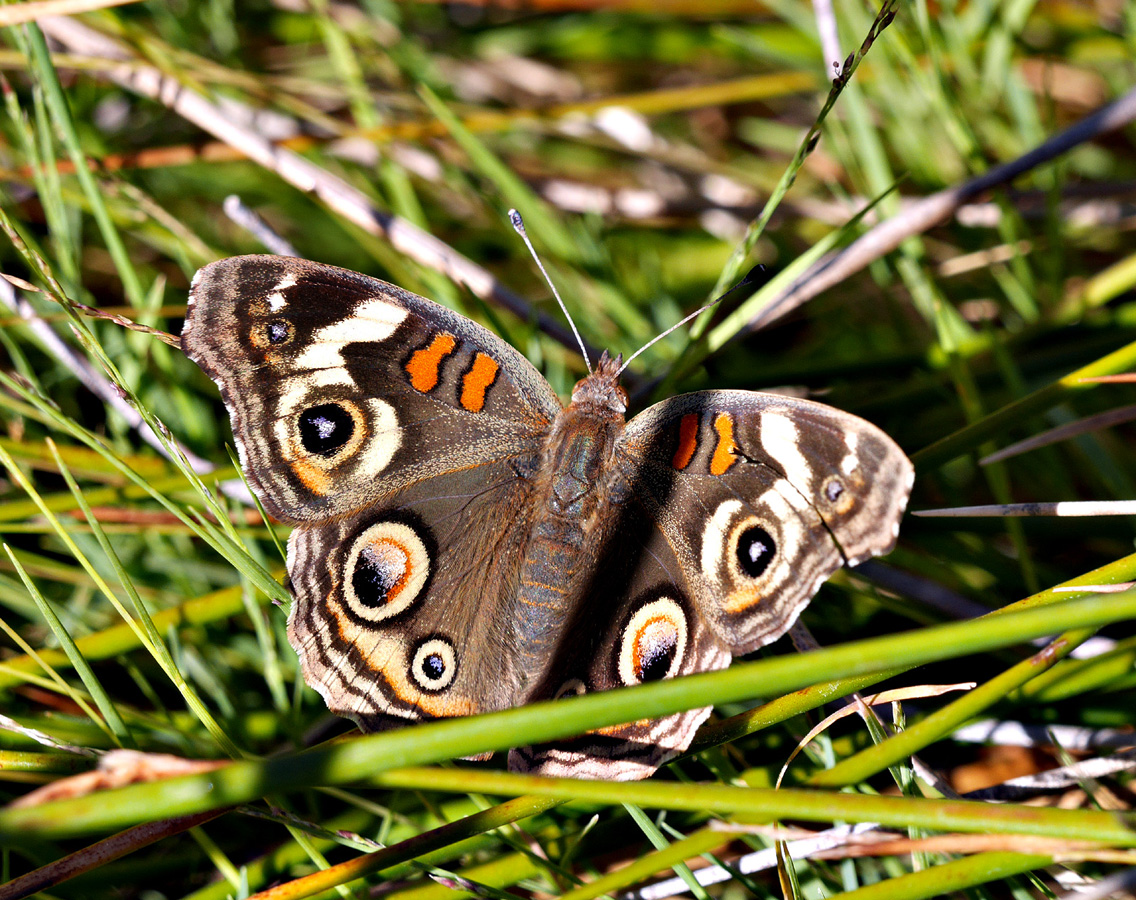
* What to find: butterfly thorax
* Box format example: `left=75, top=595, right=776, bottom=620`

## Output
left=512, top=353, right=629, bottom=696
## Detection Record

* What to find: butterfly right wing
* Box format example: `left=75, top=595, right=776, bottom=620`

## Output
left=508, top=503, right=730, bottom=780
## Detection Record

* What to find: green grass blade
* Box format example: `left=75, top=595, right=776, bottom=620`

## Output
left=623, top=803, right=710, bottom=900
left=828, top=852, right=1052, bottom=900
left=19, top=23, right=146, bottom=306
left=2, top=547, right=131, bottom=747
left=2, top=590, right=1135, bottom=838
left=913, top=337, right=1136, bottom=470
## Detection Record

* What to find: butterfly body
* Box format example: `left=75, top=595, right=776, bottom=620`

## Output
left=513, top=354, right=629, bottom=691
left=182, top=255, right=913, bottom=780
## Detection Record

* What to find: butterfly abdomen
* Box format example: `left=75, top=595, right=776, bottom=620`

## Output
left=513, top=374, right=628, bottom=695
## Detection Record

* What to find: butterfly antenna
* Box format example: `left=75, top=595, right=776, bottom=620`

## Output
left=510, top=209, right=592, bottom=373
left=616, top=265, right=767, bottom=377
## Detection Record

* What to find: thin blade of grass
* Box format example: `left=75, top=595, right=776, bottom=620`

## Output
left=2, top=548, right=131, bottom=747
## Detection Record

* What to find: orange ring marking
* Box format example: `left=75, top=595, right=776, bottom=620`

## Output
left=631, top=615, right=674, bottom=679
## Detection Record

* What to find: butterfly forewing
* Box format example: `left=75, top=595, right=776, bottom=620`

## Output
left=182, top=256, right=562, bottom=523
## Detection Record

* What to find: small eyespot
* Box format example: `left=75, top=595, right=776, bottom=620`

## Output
left=553, top=678, right=586, bottom=699
left=423, top=653, right=444, bottom=679
left=266, top=320, right=292, bottom=344
left=298, top=403, right=354, bottom=457
left=736, top=525, right=776, bottom=578
left=825, top=478, right=844, bottom=502
left=411, top=638, right=457, bottom=692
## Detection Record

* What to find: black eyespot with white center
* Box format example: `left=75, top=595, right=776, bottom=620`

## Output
left=352, top=542, right=407, bottom=610
left=736, top=525, right=776, bottom=578
left=638, top=630, right=677, bottom=682
left=342, top=520, right=432, bottom=624
left=298, top=403, right=354, bottom=457
left=619, top=597, right=688, bottom=686
left=266, top=320, right=292, bottom=344
left=411, top=637, right=457, bottom=692
left=825, top=478, right=844, bottom=502
left=423, top=653, right=444, bottom=680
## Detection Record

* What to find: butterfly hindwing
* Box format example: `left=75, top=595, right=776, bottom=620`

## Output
left=286, top=461, right=540, bottom=728
left=509, top=508, right=730, bottom=780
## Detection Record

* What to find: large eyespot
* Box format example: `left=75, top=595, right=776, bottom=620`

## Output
left=618, top=597, right=688, bottom=686
left=352, top=542, right=408, bottom=609
left=411, top=637, right=457, bottom=692
left=298, top=403, right=355, bottom=457
left=343, top=521, right=431, bottom=623
left=277, top=395, right=397, bottom=497
left=736, top=525, right=776, bottom=578
left=703, top=500, right=780, bottom=585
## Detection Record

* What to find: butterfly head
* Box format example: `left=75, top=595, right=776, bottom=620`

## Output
left=570, top=350, right=628, bottom=417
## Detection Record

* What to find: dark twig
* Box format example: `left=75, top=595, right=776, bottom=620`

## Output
left=0, top=277, right=203, bottom=461
left=743, top=84, right=1136, bottom=335
left=70, top=303, right=179, bottom=346
left=980, top=404, right=1136, bottom=465
left=0, top=810, right=225, bottom=900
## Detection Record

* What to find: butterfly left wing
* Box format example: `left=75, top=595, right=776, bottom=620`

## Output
left=181, top=256, right=566, bottom=734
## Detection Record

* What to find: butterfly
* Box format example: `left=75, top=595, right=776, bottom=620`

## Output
left=181, top=254, right=912, bottom=780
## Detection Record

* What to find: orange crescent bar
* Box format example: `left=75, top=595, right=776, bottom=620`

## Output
left=710, top=412, right=738, bottom=475
left=672, top=413, right=700, bottom=470
left=460, top=353, right=499, bottom=412
left=406, top=333, right=457, bottom=392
